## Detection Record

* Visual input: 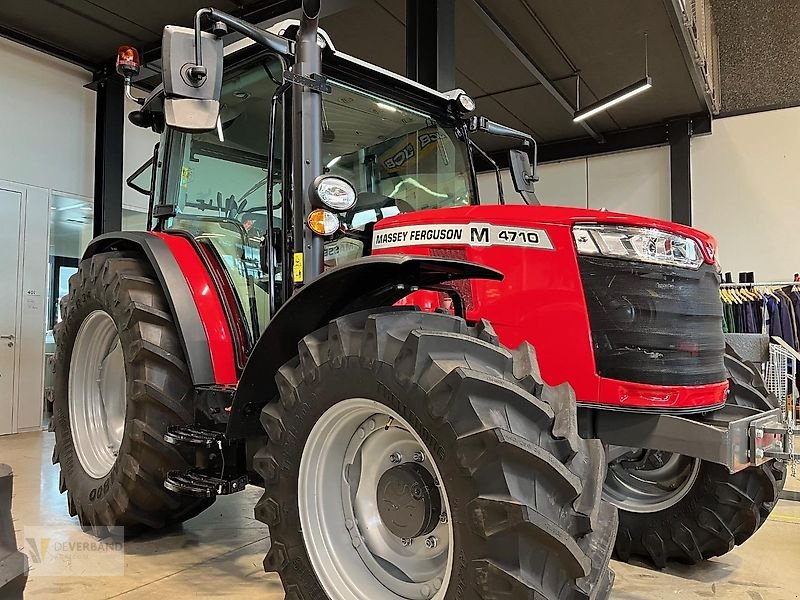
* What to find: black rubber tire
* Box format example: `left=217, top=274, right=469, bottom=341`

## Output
left=724, top=344, right=776, bottom=411
left=253, top=308, right=617, bottom=599
left=611, top=351, right=786, bottom=568
left=53, top=252, right=213, bottom=532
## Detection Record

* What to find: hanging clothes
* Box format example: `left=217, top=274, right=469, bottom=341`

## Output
left=777, top=289, right=800, bottom=351
left=721, top=283, right=800, bottom=348
left=766, top=294, right=785, bottom=339
left=724, top=302, right=735, bottom=333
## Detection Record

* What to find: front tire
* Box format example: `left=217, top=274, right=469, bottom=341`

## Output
left=254, top=308, right=617, bottom=599
left=53, top=252, right=213, bottom=531
left=607, top=350, right=786, bottom=568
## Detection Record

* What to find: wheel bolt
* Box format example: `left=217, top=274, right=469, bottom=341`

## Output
left=390, top=452, right=403, bottom=464
left=439, top=512, right=448, bottom=524
left=413, top=451, right=426, bottom=463
left=401, top=538, right=412, bottom=547
left=425, top=536, right=438, bottom=549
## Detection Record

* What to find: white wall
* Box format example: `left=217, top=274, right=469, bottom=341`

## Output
left=478, top=146, right=671, bottom=220
left=692, top=107, right=800, bottom=281
left=0, top=37, right=158, bottom=218
left=0, top=38, right=95, bottom=198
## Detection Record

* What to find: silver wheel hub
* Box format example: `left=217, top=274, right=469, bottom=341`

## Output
left=68, top=310, right=127, bottom=479
left=299, top=398, right=453, bottom=600
left=603, top=448, right=702, bottom=513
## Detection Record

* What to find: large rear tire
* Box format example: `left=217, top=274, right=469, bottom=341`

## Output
left=606, top=350, right=786, bottom=568
left=253, top=308, right=617, bottom=599
left=53, top=252, right=213, bottom=531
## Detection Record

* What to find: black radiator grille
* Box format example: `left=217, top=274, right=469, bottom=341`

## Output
left=578, top=257, right=726, bottom=386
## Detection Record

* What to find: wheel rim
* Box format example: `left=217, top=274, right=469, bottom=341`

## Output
left=603, top=449, right=702, bottom=513
left=299, top=398, right=454, bottom=600
left=68, top=310, right=127, bottom=479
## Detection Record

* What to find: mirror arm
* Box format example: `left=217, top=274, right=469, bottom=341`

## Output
left=192, top=7, right=293, bottom=79
left=470, top=116, right=539, bottom=182
left=468, top=138, right=504, bottom=205
left=191, top=8, right=213, bottom=81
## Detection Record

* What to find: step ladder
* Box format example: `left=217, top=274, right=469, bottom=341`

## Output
left=162, top=425, right=249, bottom=498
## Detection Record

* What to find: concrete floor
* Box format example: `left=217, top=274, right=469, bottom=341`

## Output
left=2, top=431, right=799, bottom=599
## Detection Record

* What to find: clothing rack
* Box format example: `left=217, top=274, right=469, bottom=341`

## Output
left=721, top=282, right=798, bottom=288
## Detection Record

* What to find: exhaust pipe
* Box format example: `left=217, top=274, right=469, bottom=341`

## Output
left=292, top=0, right=324, bottom=286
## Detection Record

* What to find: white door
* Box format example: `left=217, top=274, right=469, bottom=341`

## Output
left=0, top=188, right=22, bottom=435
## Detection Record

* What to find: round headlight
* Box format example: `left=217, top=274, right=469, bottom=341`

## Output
left=456, top=93, right=476, bottom=113
left=312, top=175, right=357, bottom=211
left=307, top=209, right=340, bottom=236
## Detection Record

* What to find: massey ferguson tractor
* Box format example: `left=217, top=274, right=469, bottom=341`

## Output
left=54, top=2, right=793, bottom=598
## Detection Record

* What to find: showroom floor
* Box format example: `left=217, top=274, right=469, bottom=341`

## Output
left=3, top=431, right=799, bottom=599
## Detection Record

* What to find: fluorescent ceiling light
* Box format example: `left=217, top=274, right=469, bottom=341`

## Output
left=573, top=77, right=652, bottom=123
left=326, top=155, right=342, bottom=168
left=376, top=102, right=398, bottom=113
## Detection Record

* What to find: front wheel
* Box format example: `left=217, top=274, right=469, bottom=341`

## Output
left=253, top=308, right=617, bottom=599
left=606, top=351, right=786, bottom=568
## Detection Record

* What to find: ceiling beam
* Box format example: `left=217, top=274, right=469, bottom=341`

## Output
left=478, top=113, right=711, bottom=170
left=0, top=23, right=99, bottom=72
left=467, top=0, right=604, bottom=142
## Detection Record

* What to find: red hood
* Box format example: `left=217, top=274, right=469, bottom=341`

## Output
left=376, top=204, right=719, bottom=264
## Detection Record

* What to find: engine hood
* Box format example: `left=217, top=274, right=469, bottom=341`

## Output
left=375, top=204, right=719, bottom=265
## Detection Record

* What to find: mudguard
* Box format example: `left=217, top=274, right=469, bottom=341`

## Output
left=83, top=232, right=217, bottom=385
left=226, top=254, right=503, bottom=439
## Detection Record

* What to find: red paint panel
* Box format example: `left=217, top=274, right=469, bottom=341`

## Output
left=373, top=205, right=726, bottom=411
left=153, top=233, right=237, bottom=385
left=594, top=378, right=729, bottom=410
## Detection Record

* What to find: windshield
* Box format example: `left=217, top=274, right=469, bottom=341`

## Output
left=322, top=80, right=474, bottom=232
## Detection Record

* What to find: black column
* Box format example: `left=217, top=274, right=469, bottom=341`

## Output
left=668, top=118, right=692, bottom=226
left=406, top=0, right=455, bottom=90
left=93, top=76, right=125, bottom=237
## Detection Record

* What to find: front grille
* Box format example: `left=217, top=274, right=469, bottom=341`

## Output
left=430, top=248, right=475, bottom=312
left=578, top=257, right=725, bottom=386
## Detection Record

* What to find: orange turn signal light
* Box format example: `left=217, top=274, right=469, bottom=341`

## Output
left=307, top=209, right=340, bottom=236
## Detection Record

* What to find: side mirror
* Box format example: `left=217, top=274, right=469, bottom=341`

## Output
left=162, top=25, right=224, bottom=132
left=509, top=148, right=537, bottom=194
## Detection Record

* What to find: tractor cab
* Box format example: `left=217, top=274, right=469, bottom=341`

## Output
left=130, top=26, right=505, bottom=346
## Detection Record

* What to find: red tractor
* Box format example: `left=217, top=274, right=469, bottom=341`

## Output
left=54, top=3, right=790, bottom=598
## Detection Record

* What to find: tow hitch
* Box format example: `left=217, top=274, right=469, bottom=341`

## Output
left=585, top=405, right=800, bottom=473
left=749, top=411, right=797, bottom=467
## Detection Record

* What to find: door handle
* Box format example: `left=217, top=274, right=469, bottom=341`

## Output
left=0, top=334, right=14, bottom=340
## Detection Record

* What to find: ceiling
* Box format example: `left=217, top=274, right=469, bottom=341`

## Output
left=0, top=0, right=711, bottom=153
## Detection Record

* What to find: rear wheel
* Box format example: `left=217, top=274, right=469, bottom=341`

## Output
left=53, top=251, right=213, bottom=531
left=254, top=308, right=617, bottom=599
left=606, top=351, right=786, bottom=567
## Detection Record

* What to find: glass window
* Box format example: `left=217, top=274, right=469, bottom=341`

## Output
left=127, top=156, right=154, bottom=196
left=47, top=194, right=93, bottom=329
left=165, top=56, right=283, bottom=342
left=122, top=209, right=149, bottom=231
left=322, top=81, right=473, bottom=235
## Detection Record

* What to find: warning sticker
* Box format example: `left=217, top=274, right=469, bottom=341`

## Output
left=372, top=223, right=554, bottom=250
left=293, top=252, right=304, bottom=283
